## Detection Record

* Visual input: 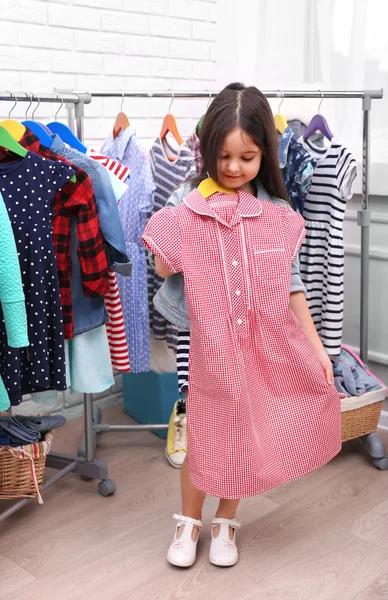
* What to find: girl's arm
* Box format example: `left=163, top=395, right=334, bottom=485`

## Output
left=155, top=255, right=175, bottom=279
left=290, top=291, right=334, bottom=385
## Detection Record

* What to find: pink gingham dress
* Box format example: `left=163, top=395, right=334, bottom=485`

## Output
left=142, top=187, right=341, bottom=499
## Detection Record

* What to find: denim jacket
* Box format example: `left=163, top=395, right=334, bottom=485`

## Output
left=153, top=179, right=306, bottom=330
left=50, top=135, right=132, bottom=334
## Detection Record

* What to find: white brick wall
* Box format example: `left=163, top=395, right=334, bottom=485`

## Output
left=0, top=0, right=218, bottom=149
left=1, top=0, right=217, bottom=420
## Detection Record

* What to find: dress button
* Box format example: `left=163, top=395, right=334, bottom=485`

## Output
left=235, top=290, right=241, bottom=296
left=232, top=260, right=238, bottom=267
left=237, top=318, right=243, bottom=325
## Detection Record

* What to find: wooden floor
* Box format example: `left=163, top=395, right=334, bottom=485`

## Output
left=1, top=404, right=388, bottom=600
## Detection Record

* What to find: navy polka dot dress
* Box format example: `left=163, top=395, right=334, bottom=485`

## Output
left=0, top=151, right=75, bottom=405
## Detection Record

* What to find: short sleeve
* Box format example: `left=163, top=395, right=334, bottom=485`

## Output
left=290, top=255, right=306, bottom=294
left=45, top=159, right=76, bottom=194
left=280, top=206, right=306, bottom=261
left=340, top=158, right=357, bottom=200
left=142, top=207, right=182, bottom=274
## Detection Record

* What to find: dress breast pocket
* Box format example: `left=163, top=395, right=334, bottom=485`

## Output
left=253, top=244, right=288, bottom=282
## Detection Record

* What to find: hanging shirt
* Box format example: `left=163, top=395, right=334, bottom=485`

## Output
left=101, top=126, right=155, bottom=373
left=0, top=192, right=29, bottom=411
left=0, top=128, right=109, bottom=339
left=50, top=134, right=131, bottom=335
left=278, top=126, right=316, bottom=214
left=148, top=136, right=196, bottom=351
left=0, top=152, right=75, bottom=405
left=299, top=136, right=357, bottom=356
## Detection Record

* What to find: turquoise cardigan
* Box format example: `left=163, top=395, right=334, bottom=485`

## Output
left=0, top=193, right=29, bottom=411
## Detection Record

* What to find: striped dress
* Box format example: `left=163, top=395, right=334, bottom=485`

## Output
left=148, top=136, right=195, bottom=351
left=299, top=137, right=357, bottom=356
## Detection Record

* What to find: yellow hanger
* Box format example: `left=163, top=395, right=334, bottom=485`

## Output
left=198, top=178, right=235, bottom=199
left=0, top=92, right=26, bottom=141
left=273, top=90, right=288, bottom=134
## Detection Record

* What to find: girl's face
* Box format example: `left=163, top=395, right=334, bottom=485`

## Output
left=217, top=127, right=263, bottom=189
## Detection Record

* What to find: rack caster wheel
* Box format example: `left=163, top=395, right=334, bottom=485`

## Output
left=372, top=457, right=388, bottom=470
left=80, top=475, right=92, bottom=481
left=98, top=479, right=116, bottom=497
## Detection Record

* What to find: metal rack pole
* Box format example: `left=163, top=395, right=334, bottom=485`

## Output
left=86, top=89, right=383, bottom=100
left=0, top=91, right=92, bottom=104
left=359, top=95, right=371, bottom=363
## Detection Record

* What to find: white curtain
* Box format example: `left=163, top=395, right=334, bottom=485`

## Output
left=314, top=0, right=388, bottom=163
left=217, top=0, right=387, bottom=165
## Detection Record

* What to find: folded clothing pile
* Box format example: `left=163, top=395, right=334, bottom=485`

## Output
left=0, top=415, right=66, bottom=447
left=334, top=347, right=383, bottom=398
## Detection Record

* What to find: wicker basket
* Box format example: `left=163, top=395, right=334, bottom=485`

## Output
left=0, top=430, right=54, bottom=503
left=341, top=400, right=383, bottom=442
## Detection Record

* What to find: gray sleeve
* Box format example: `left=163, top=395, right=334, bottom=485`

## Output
left=290, top=254, right=306, bottom=294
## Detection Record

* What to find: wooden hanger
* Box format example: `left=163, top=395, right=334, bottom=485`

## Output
left=273, top=91, right=288, bottom=134
left=113, top=91, right=130, bottom=139
left=0, top=91, right=26, bottom=141
left=160, top=93, right=183, bottom=147
left=198, top=178, right=234, bottom=198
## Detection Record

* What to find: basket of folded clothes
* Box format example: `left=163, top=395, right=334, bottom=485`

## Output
left=337, top=347, right=387, bottom=442
left=0, top=414, right=66, bottom=503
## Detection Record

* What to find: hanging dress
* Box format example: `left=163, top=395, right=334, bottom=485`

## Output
left=101, top=127, right=155, bottom=373
left=148, top=136, right=195, bottom=351
left=142, top=186, right=341, bottom=499
left=299, top=137, right=357, bottom=356
left=0, top=152, right=75, bottom=404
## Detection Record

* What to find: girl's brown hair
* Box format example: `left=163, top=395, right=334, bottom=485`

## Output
left=199, top=82, right=290, bottom=204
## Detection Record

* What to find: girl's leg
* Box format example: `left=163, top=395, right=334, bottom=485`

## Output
left=214, top=498, right=241, bottom=538
left=177, top=393, right=206, bottom=541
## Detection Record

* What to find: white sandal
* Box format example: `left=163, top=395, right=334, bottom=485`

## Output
left=167, top=513, right=202, bottom=568
left=209, top=517, right=241, bottom=567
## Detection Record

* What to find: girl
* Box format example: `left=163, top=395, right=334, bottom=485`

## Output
left=142, top=83, right=341, bottom=569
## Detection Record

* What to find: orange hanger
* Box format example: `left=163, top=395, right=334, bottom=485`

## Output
left=160, top=93, right=183, bottom=148
left=113, top=92, right=130, bottom=139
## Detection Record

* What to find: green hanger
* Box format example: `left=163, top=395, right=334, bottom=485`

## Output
left=196, top=114, right=205, bottom=136
left=0, top=125, right=76, bottom=183
left=0, top=125, right=28, bottom=157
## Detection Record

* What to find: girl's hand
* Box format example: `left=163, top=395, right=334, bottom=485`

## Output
left=317, top=352, right=334, bottom=385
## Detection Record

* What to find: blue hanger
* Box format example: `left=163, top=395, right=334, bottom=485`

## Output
left=22, top=93, right=55, bottom=149
left=303, top=91, right=333, bottom=142
left=46, top=93, right=87, bottom=154
left=47, top=122, right=87, bottom=153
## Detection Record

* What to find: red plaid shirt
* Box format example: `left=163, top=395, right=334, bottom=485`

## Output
left=0, top=129, right=109, bottom=339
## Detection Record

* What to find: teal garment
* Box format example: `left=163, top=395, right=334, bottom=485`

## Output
left=0, top=193, right=29, bottom=411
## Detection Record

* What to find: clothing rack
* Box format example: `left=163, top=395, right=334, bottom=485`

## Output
left=0, top=90, right=108, bottom=522
left=0, top=88, right=386, bottom=521
left=71, top=88, right=387, bottom=481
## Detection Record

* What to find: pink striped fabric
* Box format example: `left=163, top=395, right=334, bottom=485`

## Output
left=105, top=270, right=131, bottom=372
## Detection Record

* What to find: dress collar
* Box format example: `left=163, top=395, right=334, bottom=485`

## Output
left=184, top=181, right=263, bottom=226
left=106, top=126, right=136, bottom=161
